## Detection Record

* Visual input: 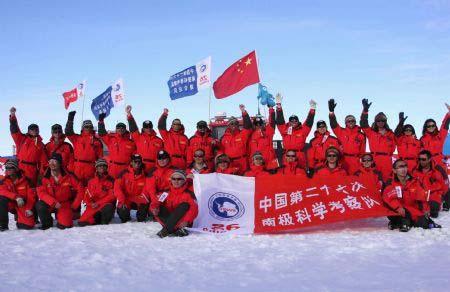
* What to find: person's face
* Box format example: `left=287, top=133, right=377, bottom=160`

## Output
left=361, top=155, right=373, bottom=169
left=172, top=120, right=182, bottom=132
left=131, top=159, right=142, bottom=170
left=255, top=122, right=264, bottom=129
left=228, top=120, right=239, bottom=131
left=28, top=128, right=39, bottom=137
left=376, top=119, right=386, bottom=128
left=285, top=151, right=297, bottom=163
left=158, top=157, right=170, bottom=167
left=197, top=125, right=207, bottom=134
left=253, top=156, right=264, bottom=166
left=194, top=151, right=205, bottom=163
left=345, top=119, right=356, bottom=129
left=318, top=125, right=327, bottom=134
left=289, top=118, right=299, bottom=127
left=52, top=129, right=63, bottom=139
left=394, top=162, right=408, bottom=177
left=116, top=127, right=126, bottom=135
left=426, top=122, right=437, bottom=133
left=5, top=166, right=17, bottom=177
left=96, top=165, right=108, bottom=175
left=403, top=127, right=413, bottom=136
left=326, top=152, right=338, bottom=164
left=142, top=127, right=152, bottom=134
left=170, top=175, right=186, bottom=188
left=217, top=160, right=229, bottom=170
left=83, top=125, right=93, bottom=133
left=418, top=155, right=431, bottom=168
left=48, top=159, right=60, bottom=171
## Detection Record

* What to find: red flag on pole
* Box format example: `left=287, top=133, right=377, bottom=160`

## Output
left=213, top=50, right=260, bottom=99
left=62, top=88, right=78, bottom=109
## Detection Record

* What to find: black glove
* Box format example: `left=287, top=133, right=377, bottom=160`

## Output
left=362, top=99, right=372, bottom=112
left=399, top=112, right=408, bottom=123
left=98, top=113, right=106, bottom=122
left=328, top=99, right=337, bottom=112
left=68, top=111, right=76, bottom=121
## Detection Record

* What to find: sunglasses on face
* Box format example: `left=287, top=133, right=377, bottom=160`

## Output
left=172, top=123, right=181, bottom=126
left=376, top=120, right=386, bottom=123
left=418, top=157, right=429, bottom=161
left=362, top=159, right=372, bottom=162
left=395, top=164, right=408, bottom=169
left=218, top=160, right=228, bottom=164
left=346, top=120, right=356, bottom=123
left=171, top=177, right=185, bottom=182
left=229, top=122, right=239, bottom=126
left=426, top=124, right=436, bottom=128
left=404, top=128, right=413, bottom=132
left=194, top=154, right=204, bottom=158
left=286, top=155, right=296, bottom=158
left=289, top=119, right=299, bottom=123
left=327, top=154, right=337, bottom=158
left=52, top=131, right=63, bottom=134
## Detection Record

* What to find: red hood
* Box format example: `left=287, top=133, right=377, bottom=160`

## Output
left=49, top=135, right=67, bottom=143
left=313, top=130, right=331, bottom=138
left=142, top=129, right=158, bottom=137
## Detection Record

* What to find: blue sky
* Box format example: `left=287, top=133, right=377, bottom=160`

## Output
left=1, top=0, right=450, bottom=155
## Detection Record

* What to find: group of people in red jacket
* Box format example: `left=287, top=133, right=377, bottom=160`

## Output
left=1, top=97, right=449, bottom=235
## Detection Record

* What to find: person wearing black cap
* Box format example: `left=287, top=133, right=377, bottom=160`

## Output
left=150, top=170, right=198, bottom=238
left=35, top=153, right=84, bottom=229
left=275, top=95, right=316, bottom=169
left=360, top=99, right=396, bottom=181
left=144, top=150, right=176, bottom=207
left=77, top=158, right=116, bottom=226
left=314, top=146, right=348, bottom=179
left=126, top=105, right=164, bottom=172
left=157, top=108, right=189, bottom=169
left=353, top=153, right=383, bottom=190
left=248, top=105, right=277, bottom=167
left=393, top=113, right=421, bottom=172
left=0, top=159, right=37, bottom=231
left=219, top=104, right=253, bottom=174
left=307, top=120, right=341, bottom=169
left=186, top=120, right=218, bottom=170
left=98, top=112, right=137, bottom=179
left=114, top=154, right=150, bottom=222
left=65, top=110, right=103, bottom=185
left=44, top=124, right=74, bottom=172
left=328, top=98, right=366, bottom=174
left=8, top=107, right=47, bottom=187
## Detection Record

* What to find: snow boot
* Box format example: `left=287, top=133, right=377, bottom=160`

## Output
left=157, top=228, right=169, bottom=238
left=171, top=228, right=189, bottom=237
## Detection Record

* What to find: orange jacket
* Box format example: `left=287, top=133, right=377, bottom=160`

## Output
left=276, top=107, right=315, bottom=152
left=158, top=113, right=189, bottom=169
left=114, top=167, right=148, bottom=207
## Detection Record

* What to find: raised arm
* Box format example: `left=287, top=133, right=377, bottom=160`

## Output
left=394, top=112, right=407, bottom=137
left=126, top=105, right=139, bottom=133
left=360, top=98, right=372, bottom=129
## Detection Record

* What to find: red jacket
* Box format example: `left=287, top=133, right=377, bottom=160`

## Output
left=382, top=177, right=428, bottom=221
left=150, top=184, right=198, bottom=224
left=9, top=115, right=47, bottom=181
left=395, top=135, right=421, bottom=170
left=276, top=107, right=315, bottom=152
left=248, top=108, right=276, bottom=162
left=158, top=113, right=189, bottom=169
left=360, top=112, right=396, bottom=155
left=127, top=114, right=164, bottom=171
left=329, top=113, right=366, bottom=156
left=308, top=131, right=341, bottom=168
left=66, top=131, right=103, bottom=164
left=353, top=167, right=383, bottom=190
left=98, top=130, right=136, bottom=165
left=83, top=175, right=116, bottom=206
left=114, top=167, right=149, bottom=207
left=219, top=112, right=252, bottom=160
left=420, top=113, right=450, bottom=166
left=277, top=161, right=307, bottom=176
left=37, top=170, right=83, bottom=209
left=0, top=174, right=36, bottom=226
left=44, top=136, right=74, bottom=171
left=315, top=164, right=348, bottom=179
left=215, top=166, right=240, bottom=175
left=187, top=130, right=218, bottom=166
left=412, top=164, right=448, bottom=203
left=145, top=164, right=176, bottom=195
left=244, top=165, right=270, bottom=177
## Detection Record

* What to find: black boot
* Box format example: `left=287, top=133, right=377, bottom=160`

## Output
left=171, top=228, right=189, bottom=237
left=157, top=227, right=169, bottom=238
left=0, top=196, right=10, bottom=231
left=35, top=201, right=53, bottom=230
left=100, top=204, right=114, bottom=224
left=117, top=205, right=131, bottom=223
left=136, top=204, right=149, bottom=222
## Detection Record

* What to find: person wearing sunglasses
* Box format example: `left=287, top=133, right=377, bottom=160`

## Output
left=9, top=107, right=46, bottom=187
left=314, top=146, right=347, bottom=179
left=360, top=99, right=396, bottom=182
left=114, top=154, right=150, bottom=223
left=276, top=149, right=308, bottom=177
left=150, top=170, right=198, bottom=238
left=98, top=113, right=137, bottom=179
left=214, top=153, right=239, bottom=175
left=307, top=120, right=341, bottom=169
left=186, top=120, right=218, bottom=170
left=382, top=159, right=439, bottom=232
left=419, top=103, right=450, bottom=168
left=36, top=153, right=84, bottom=230
left=126, top=105, right=164, bottom=173
left=248, top=106, right=276, bottom=166
left=65, top=110, right=103, bottom=186
left=412, top=150, right=449, bottom=217
left=353, top=153, right=383, bottom=190
left=44, top=124, right=74, bottom=172
left=328, top=99, right=366, bottom=175
left=0, top=159, right=36, bottom=231
left=186, top=149, right=210, bottom=182
left=275, top=95, right=316, bottom=169
left=244, top=152, right=270, bottom=177
left=219, top=104, right=253, bottom=174
left=158, top=108, right=189, bottom=169
left=394, top=113, right=420, bottom=172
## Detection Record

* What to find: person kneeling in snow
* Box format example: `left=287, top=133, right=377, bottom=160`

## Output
left=36, top=153, right=84, bottom=230
left=382, top=159, right=441, bottom=232
left=77, top=159, right=116, bottom=226
left=0, top=159, right=36, bottom=231
left=150, top=170, right=198, bottom=238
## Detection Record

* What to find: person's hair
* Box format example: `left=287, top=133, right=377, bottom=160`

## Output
left=392, top=159, right=411, bottom=181
left=371, top=113, right=391, bottom=132
left=422, top=118, right=438, bottom=135
left=418, top=149, right=432, bottom=159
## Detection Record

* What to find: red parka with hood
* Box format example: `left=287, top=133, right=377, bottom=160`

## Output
left=158, top=113, right=189, bottom=169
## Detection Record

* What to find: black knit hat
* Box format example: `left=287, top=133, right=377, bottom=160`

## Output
left=51, top=124, right=63, bottom=132
left=317, top=120, right=327, bottom=128
left=116, top=122, right=126, bottom=129
left=49, top=152, right=63, bottom=164
left=142, top=120, right=153, bottom=129
left=157, top=150, right=170, bottom=160
left=28, top=124, right=39, bottom=131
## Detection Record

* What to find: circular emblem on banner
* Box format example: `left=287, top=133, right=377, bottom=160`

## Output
left=208, top=192, right=244, bottom=221
left=200, top=64, right=207, bottom=72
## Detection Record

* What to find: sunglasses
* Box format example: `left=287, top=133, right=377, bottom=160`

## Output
left=318, top=125, right=326, bottom=128
left=172, top=123, right=182, bottom=126
left=426, top=124, right=436, bottom=128
left=346, top=120, right=356, bottom=123
left=362, top=159, right=372, bottom=162
left=194, top=154, right=204, bottom=158
left=327, top=154, right=337, bottom=158
left=286, top=155, right=296, bottom=158
left=52, top=130, right=63, bottom=134
left=171, top=177, right=185, bottom=181
left=418, top=157, right=429, bottom=161
left=395, top=164, right=408, bottom=169
left=289, top=119, right=299, bottom=123
left=376, top=120, right=386, bottom=123
left=253, top=157, right=263, bottom=160
left=217, top=160, right=228, bottom=164
left=229, top=122, right=239, bottom=126
left=404, top=128, right=413, bottom=132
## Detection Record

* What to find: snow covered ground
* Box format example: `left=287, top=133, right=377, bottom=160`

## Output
left=1, top=212, right=449, bottom=292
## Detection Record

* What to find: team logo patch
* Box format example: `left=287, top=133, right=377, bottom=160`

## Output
left=208, top=192, right=244, bottom=221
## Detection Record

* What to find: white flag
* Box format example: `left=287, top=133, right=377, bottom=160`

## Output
left=77, top=80, right=86, bottom=98
left=191, top=173, right=255, bottom=235
left=196, top=56, right=211, bottom=90
left=112, top=78, right=124, bottom=106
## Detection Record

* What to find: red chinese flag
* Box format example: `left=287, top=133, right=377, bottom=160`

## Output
left=213, top=50, right=260, bottom=99
left=62, top=88, right=78, bottom=109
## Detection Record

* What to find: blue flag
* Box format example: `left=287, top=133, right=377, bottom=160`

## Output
left=91, top=86, right=114, bottom=120
left=257, top=83, right=275, bottom=107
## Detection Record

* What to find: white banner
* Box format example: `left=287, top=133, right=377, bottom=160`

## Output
left=77, top=80, right=86, bottom=98
left=112, top=78, right=124, bottom=106
left=196, top=56, right=211, bottom=90
left=191, top=173, right=255, bottom=234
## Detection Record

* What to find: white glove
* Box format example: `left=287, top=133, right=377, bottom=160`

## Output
left=309, top=99, right=317, bottom=109
left=10, top=107, right=16, bottom=116
left=16, top=197, right=25, bottom=207
left=25, top=210, right=33, bottom=217
left=125, top=105, right=132, bottom=114
left=275, top=93, right=283, bottom=104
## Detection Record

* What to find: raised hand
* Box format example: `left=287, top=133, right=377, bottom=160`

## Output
left=309, top=99, right=317, bottom=109
left=239, top=104, right=246, bottom=112
left=9, top=107, right=16, bottom=116
left=275, top=93, right=283, bottom=104
left=68, top=111, right=76, bottom=121
left=328, top=99, right=337, bottom=112
left=125, top=105, right=132, bottom=114
left=446, top=103, right=450, bottom=112
left=399, top=112, right=408, bottom=123
left=98, top=113, right=106, bottom=122
left=362, top=98, right=372, bottom=112
left=163, top=108, right=169, bottom=115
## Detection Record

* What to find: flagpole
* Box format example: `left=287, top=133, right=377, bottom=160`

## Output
left=81, top=93, right=86, bottom=125
left=208, top=86, right=212, bottom=122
